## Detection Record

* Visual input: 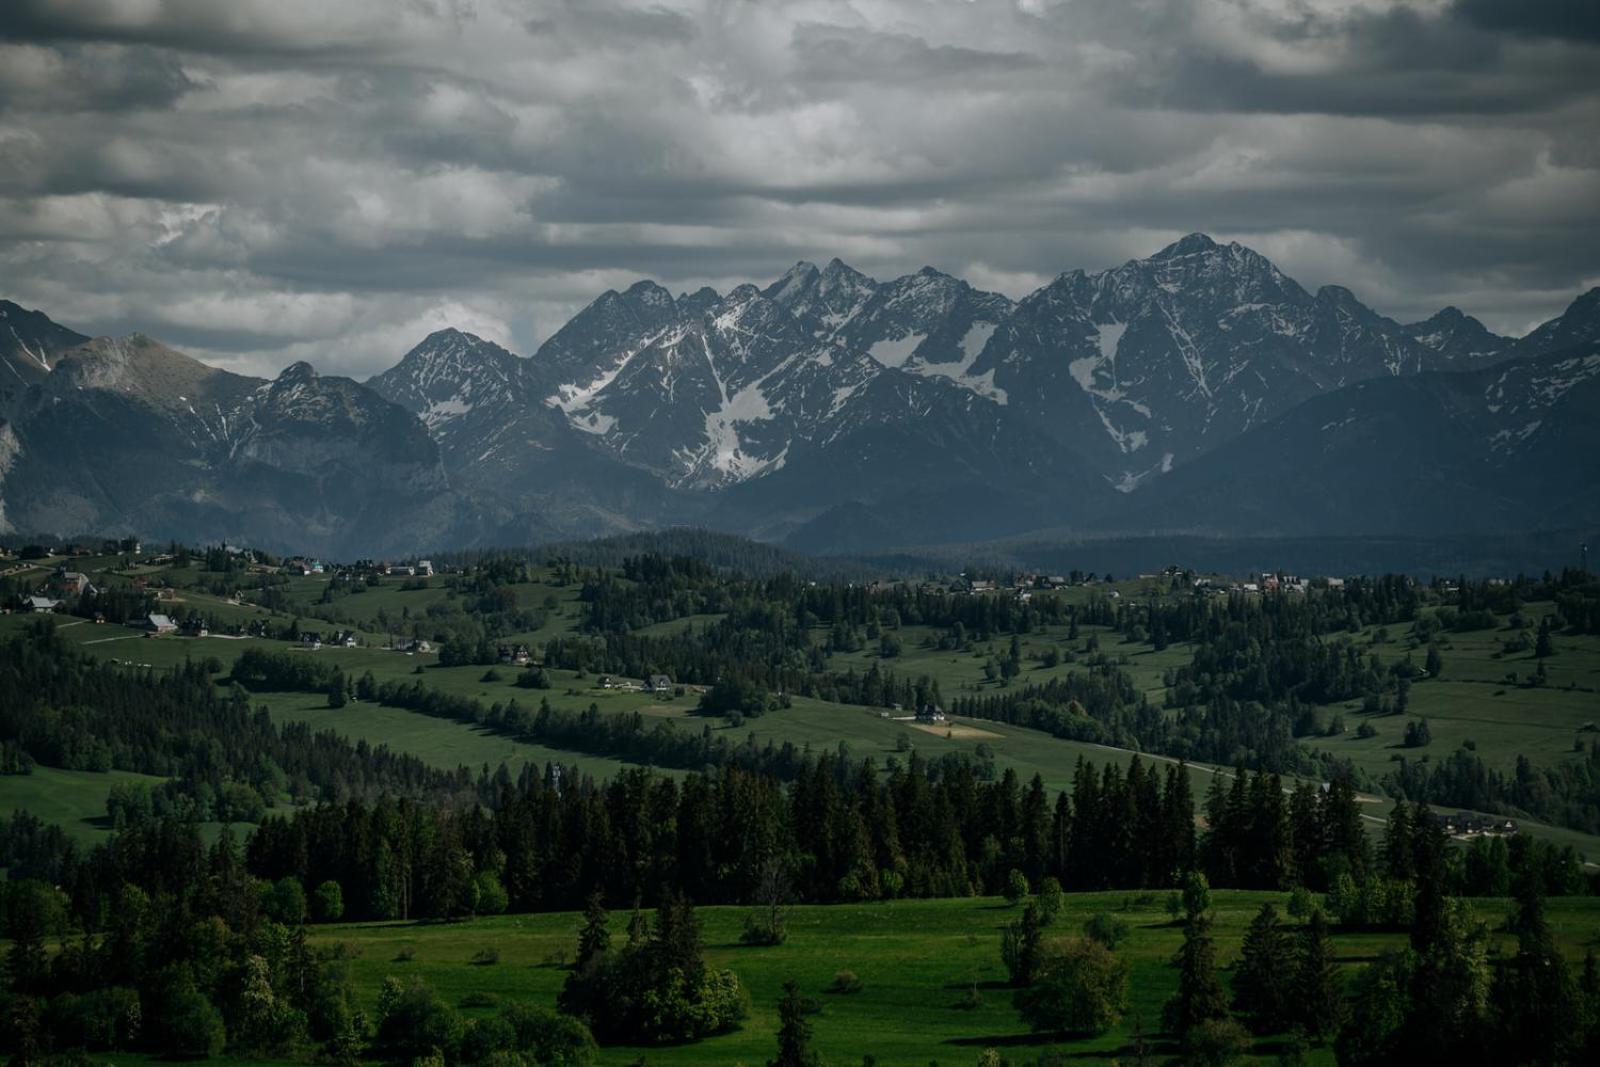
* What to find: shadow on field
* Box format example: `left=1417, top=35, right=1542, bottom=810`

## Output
left=946, top=1034, right=1178, bottom=1057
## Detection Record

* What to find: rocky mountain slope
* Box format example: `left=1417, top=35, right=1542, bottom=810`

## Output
left=1, top=299, right=90, bottom=399
left=0, top=335, right=471, bottom=554
left=3, top=235, right=1596, bottom=555
left=1113, top=327, right=1600, bottom=537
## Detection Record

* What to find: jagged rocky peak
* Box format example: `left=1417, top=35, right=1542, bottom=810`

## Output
left=274, top=359, right=319, bottom=385
left=1153, top=231, right=1220, bottom=258
left=764, top=261, right=821, bottom=303
left=677, top=286, right=723, bottom=318
left=1511, top=286, right=1600, bottom=358
left=374, top=327, right=521, bottom=383
left=1316, top=284, right=1365, bottom=310
left=1403, top=305, right=1510, bottom=367
left=764, top=256, right=878, bottom=339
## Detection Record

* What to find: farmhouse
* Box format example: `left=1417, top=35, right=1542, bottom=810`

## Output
left=498, top=643, right=532, bottom=666
left=648, top=673, right=674, bottom=693
left=45, top=569, right=94, bottom=599
left=23, top=595, right=60, bottom=613
left=181, top=619, right=209, bottom=637
left=143, top=614, right=178, bottom=635
left=302, top=632, right=323, bottom=650
left=916, top=704, right=948, bottom=724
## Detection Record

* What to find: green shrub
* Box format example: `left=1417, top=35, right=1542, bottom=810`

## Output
left=828, top=970, right=864, bottom=994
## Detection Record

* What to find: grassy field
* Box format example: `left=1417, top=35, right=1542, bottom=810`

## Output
left=297, top=890, right=1600, bottom=1067
left=0, top=765, right=168, bottom=843
left=263, top=693, right=672, bottom=783
left=1304, top=611, right=1600, bottom=782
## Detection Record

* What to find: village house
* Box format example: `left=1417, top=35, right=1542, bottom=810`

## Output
left=333, top=630, right=359, bottom=648
left=415, top=559, right=434, bottom=577
left=302, top=632, right=323, bottom=650
left=45, top=569, right=94, bottom=599
left=497, top=643, right=532, bottom=666
left=143, top=613, right=178, bottom=635
left=391, top=636, right=434, bottom=654
left=648, top=673, right=674, bottom=693
left=916, top=704, right=948, bottom=724
left=23, top=595, right=60, bottom=613
left=181, top=619, right=209, bottom=637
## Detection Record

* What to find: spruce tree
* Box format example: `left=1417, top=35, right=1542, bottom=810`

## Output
left=1234, top=903, right=1294, bottom=1033
left=769, top=978, right=821, bottom=1067
left=1382, top=801, right=1413, bottom=881
left=1294, top=910, right=1344, bottom=1039
left=1163, top=874, right=1228, bottom=1042
left=576, top=892, right=610, bottom=968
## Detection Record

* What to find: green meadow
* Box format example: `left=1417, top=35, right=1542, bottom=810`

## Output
left=0, top=765, right=167, bottom=844
left=298, top=890, right=1600, bottom=1066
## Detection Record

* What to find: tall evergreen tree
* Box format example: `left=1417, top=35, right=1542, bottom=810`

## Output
left=769, top=978, right=821, bottom=1067
left=1233, top=902, right=1294, bottom=1033
left=1294, top=910, right=1345, bottom=1040
left=1163, top=873, right=1228, bottom=1042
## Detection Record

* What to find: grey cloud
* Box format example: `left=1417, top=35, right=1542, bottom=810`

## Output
left=0, top=0, right=1594, bottom=367
left=787, top=24, right=1041, bottom=87
left=0, top=42, right=195, bottom=113
left=1453, top=0, right=1600, bottom=43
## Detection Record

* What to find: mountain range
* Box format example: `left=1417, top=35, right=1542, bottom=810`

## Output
left=2, top=234, right=1596, bottom=557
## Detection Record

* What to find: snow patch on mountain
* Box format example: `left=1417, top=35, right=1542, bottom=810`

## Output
left=699, top=380, right=778, bottom=479
left=547, top=330, right=671, bottom=417
left=868, top=332, right=925, bottom=368
left=1095, top=322, right=1126, bottom=362
left=903, top=321, right=1008, bottom=403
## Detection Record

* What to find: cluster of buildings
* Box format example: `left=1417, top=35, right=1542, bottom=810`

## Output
left=1192, top=573, right=1347, bottom=597
left=11, top=567, right=99, bottom=614
left=300, top=630, right=361, bottom=650
left=596, top=674, right=675, bottom=693
left=280, top=557, right=435, bottom=579
left=1424, top=810, right=1520, bottom=838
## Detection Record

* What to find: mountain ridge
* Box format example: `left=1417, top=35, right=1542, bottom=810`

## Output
left=4, top=235, right=1597, bottom=555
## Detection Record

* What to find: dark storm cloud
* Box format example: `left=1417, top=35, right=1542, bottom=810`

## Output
left=1111, top=0, right=1598, bottom=116
left=1454, top=0, right=1600, bottom=43
left=0, top=0, right=1595, bottom=377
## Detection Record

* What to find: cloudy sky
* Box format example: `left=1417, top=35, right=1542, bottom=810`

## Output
left=2, top=0, right=1597, bottom=378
